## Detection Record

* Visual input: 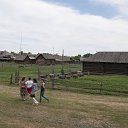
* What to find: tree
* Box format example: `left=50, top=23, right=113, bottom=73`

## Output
left=83, top=53, right=92, bottom=58
left=19, top=51, right=23, bottom=55
left=28, top=52, right=32, bottom=54
left=71, top=54, right=81, bottom=61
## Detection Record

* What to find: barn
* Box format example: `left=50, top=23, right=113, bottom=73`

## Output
left=81, top=52, right=128, bottom=75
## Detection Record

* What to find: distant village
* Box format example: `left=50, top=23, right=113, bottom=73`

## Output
left=1, top=50, right=128, bottom=75
left=0, top=50, right=77, bottom=65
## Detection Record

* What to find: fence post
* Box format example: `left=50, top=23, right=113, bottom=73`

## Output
left=15, top=71, right=17, bottom=83
left=37, top=67, right=40, bottom=80
left=15, top=70, right=19, bottom=84
left=10, top=73, right=13, bottom=84
left=17, top=70, right=19, bottom=83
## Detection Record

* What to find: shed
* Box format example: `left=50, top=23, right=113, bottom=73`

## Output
left=81, top=52, right=128, bottom=75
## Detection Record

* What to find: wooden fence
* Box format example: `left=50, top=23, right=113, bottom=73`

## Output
left=0, top=70, right=128, bottom=96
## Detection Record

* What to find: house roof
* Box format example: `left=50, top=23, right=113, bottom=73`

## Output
left=0, top=50, right=14, bottom=58
left=81, top=52, right=128, bottom=63
left=36, top=53, right=71, bottom=61
left=36, top=53, right=54, bottom=60
left=53, top=54, right=71, bottom=61
left=42, top=53, right=55, bottom=60
left=0, top=58, right=11, bottom=60
left=14, top=55, right=29, bottom=61
left=28, top=54, right=36, bottom=60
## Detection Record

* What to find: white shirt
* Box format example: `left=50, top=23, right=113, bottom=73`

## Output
left=25, top=80, right=33, bottom=88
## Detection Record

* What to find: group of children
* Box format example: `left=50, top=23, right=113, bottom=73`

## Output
left=19, top=77, right=49, bottom=105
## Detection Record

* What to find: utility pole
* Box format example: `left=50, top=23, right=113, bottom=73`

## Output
left=61, top=49, right=64, bottom=75
left=20, top=32, right=22, bottom=55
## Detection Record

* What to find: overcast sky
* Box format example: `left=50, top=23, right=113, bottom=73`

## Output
left=0, top=0, right=128, bottom=56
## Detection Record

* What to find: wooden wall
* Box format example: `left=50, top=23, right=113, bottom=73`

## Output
left=82, top=62, right=128, bottom=75
left=36, top=54, right=45, bottom=64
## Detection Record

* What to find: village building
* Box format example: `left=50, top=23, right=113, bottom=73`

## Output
left=0, top=50, right=72, bottom=65
left=36, top=53, right=55, bottom=65
left=28, top=54, right=37, bottom=64
left=14, top=55, right=30, bottom=64
left=53, top=54, right=71, bottom=64
left=0, top=50, right=14, bottom=62
left=36, top=53, right=71, bottom=65
left=81, top=52, right=128, bottom=75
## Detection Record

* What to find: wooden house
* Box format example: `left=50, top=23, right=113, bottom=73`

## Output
left=28, top=54, right=36, bottom=64
left=14, top=55, right=30, bottom=64
left=36, top=53, right=71, bottom=65
left=0, top=50, right=14, bottom=62
left=53, top=54, right=71, bottom=64
left=36, top=53, right=55, bottom=65
left=81, top=52, right=128, bottom=75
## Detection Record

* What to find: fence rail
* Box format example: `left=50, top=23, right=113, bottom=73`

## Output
left=0, top=72, right=128, bottom=96
left=49, top=77, right=128, bottom=96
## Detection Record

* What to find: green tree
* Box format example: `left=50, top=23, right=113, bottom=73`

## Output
left=83, top=53, right=92, bottom=58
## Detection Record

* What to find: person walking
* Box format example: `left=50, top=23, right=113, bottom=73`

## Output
left=25, top=77, right=33, bottom=96
left=19, top=77, right=27, bottom=100
left=31, top=78, right=39, bottom=105
left=39, top=78, right=49, bottom=103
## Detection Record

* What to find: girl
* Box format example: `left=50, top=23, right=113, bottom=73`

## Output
left=31, top=78, right=39, bottom=105
left=39, top=78, right=49, bottom=103
left=25, top=77, right=33, bottom=95
left=19, top=77, right=27, bottom=100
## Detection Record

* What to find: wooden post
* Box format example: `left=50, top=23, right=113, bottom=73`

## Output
left=15, top=71, right=17, bottom=83
left=15, top=70, right=19, bottom=84
left=37, top=67, right=40, bottom=80
left=10, top=74, right=13, bottom=84
left=49, top=74, right=55, bottom=89
left=17, top=70, right=19, bottom=83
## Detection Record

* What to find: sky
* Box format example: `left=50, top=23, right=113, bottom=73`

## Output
left=0, top=0, right=128, bottom=56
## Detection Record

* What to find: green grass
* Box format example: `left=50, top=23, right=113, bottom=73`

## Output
left=0, top=62, right=128, bottom=96
left=0, top=62, right=81, bottom=84
left=54, top=75, right=128, bottom=96
left=0, top=85, right=128, bottom=128
left=0, top=63, right=128, bottom=128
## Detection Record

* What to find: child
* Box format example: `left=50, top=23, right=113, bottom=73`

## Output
left=25, top=77, right=33, bottom=95
left=19, top=77, right=27, bottom=100
left=39, top=78, right=49, bottom=103
left=31, top=78, right=39, bottom=105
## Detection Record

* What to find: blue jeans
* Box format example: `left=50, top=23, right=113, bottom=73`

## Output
left=39, top=90, right=49, bottom=103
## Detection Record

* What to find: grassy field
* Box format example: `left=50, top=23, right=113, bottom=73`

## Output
left=0, top=62, right=81, bottom=84
left=0, top=84, right=128, bottom=128
left=55, top=75, right=128, bottom=96
left=0, top=62, right=128, bottom=96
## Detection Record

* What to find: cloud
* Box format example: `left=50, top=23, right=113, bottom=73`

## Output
left=90, top=0, right=128, bottom=18
left=0, top=0, right=128, bottom=56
